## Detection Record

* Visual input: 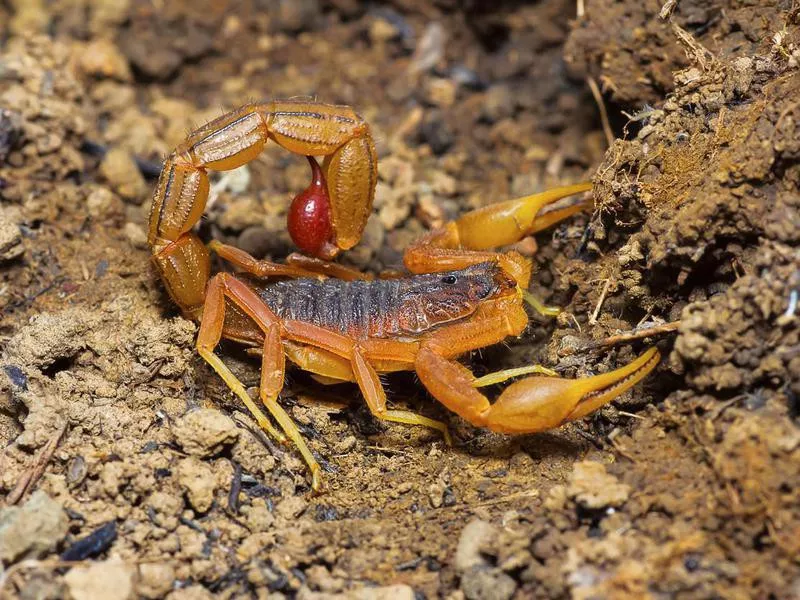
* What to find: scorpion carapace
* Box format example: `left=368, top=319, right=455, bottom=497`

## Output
left=148, top=100, right=660, bottom=491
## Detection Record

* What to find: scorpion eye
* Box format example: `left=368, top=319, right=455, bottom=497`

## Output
left=441, top=275, right=457, bottom=285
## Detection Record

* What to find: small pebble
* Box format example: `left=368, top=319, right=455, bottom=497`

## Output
left=65, top=557, right=135, bottom=600
left=124, top=222, right=148, bottom=249
left=369, top=17, right=400, bottom=44
left=172, top=409, right=240, bottom=458
left=334, top=435, right=357, bottom=453
left=86, top=186, right=124, bottom=219
left=100, top=147, right=148, bottom=202
left=137, top=563, right=176, bottom=600
left=567, top=461, right=631, bottom=509
left=176, top=457, right=217, bottom=513
left=0, top=206, right=24, bottom=262
left=77, top=39, right=132, bottom=81
left=0, top=491, right=68, bottom=562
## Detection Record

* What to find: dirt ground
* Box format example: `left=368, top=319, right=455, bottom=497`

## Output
left=1, top=1, right=798, bottom=599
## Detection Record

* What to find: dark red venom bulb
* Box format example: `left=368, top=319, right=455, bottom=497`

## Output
left=287, top=156, right=337, bottom=259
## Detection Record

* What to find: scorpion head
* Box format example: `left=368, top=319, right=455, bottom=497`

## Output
left=397, top=262, right=517, bottom=333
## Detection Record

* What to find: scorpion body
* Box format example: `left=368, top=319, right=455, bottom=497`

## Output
left=243, top=263, right=509, bottom=339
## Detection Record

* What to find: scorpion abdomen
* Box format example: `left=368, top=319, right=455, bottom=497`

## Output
left=247, top=276, right=403, bottom=338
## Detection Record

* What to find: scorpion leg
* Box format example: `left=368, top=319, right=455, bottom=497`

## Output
left=197, top=273, right=323, bottom=491
left=472, top=364, right=557, bottom=387
left=285, top=253, right=374, bottom=281
left=279, top=323, right=451, bottom=443
left=404, top=182, right=592, bottom=287
left=209, top=241, right=321, bottom=279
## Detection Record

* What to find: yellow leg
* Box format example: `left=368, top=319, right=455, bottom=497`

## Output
left=197, top=348, right=286, bottom=443
left=522, top=290, right=561, bottom=318
left=382, top=410, right=453, bottom=446
left=349, top=349, right=451, bottom=444
left=472, top=364, right=557, bottom=388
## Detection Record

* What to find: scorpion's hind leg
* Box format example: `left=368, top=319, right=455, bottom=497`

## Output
left=196, top=273, right=323, bottom=491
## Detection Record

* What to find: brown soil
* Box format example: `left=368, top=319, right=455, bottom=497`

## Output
left=1, top=1, right=798, bottom=599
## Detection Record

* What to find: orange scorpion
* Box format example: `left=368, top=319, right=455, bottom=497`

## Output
left=147, top=100, right=660, bottom=491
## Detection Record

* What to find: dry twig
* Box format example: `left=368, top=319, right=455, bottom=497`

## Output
left=7, top=423, right=67, bottom=505
left=659, top=0, right=680, bottom=20
left=589, top=278, right=613, bottom=325
left=587, top=77, right=615, bottom=148
left=672, top=23, right=717, bottom=69
left=567, top=320, right=682, bottom=354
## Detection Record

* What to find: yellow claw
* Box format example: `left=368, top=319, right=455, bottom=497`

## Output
left=452, top=182, right=593, bottom=250
left=482, top=347, right=661, bottom=434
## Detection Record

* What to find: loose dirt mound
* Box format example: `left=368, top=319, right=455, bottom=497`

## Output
left=1, top=1, right=798, bottom=598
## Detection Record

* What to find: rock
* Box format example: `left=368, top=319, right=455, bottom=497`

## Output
left=460, top=566, right=517, bottom=600
left=237, top=225, right=273, bottom=258
left=0, top=206, right=24, bottom=262
left=424, top=77, right=457, bottom=108
left=64, top=557, right=135, bottom=600
left=171, top=409, right=239, bottom=458
left=165, top=585, right=214, bottom=600
left=123, top=222, right=148, bottom=250
left=8, top=0, right=48, bottom=35
left=368, top=17, right=400, bottom=44
left=276, top=0, right=321, bottom=32
left=298, top=585, right=415, bottom=600
left=276, top=495, right=308, bottom=520
left=176, top=457, right=216, bottom=513
left=352, top=585, right=415, bottom=600
left=0, top=108, right=23, bottom=162
left=455, top=519, right=497, bottom=572
left=333, top=435, right=357, bottom=454
left=3, top=308, right=97, bottom=371
left=216, top=197, right=263, bottom=232
left=77, top=39, right=132, bottom=81
left=481, top=85, right=515, bottom=123
left=409, top=22, right=446, bottom=75
left=567, top=461, right=631, bottom=509
left=89, top=0, right=131, bottom=34
left=100, top=147, right=147, bottom=202
left=137, top=563, right=175, bottom=599
left=418, top=112, right=454, bottom=156
left=86, top=186, right=124, bottom=220
left=0, top=491, right=68, bottom=563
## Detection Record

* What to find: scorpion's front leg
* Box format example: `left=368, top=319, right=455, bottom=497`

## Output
left=404, top=182, right=592, bottom=288
left=148, top=101, right=377, bottom=260
left=415, top=300, right=660, bottom=434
